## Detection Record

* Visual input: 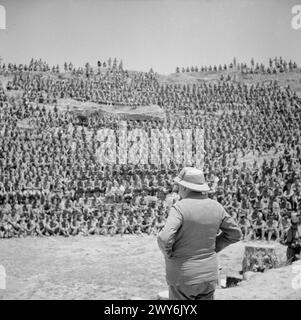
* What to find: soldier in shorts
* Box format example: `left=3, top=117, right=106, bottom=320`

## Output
left=251, top=212, right=266, bottom=240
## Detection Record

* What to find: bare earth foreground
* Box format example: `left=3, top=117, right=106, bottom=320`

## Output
left=0, top=236, right=300, bottom=300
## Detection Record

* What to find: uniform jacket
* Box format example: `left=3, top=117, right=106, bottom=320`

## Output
left=157, top=192, right=242, bottom=285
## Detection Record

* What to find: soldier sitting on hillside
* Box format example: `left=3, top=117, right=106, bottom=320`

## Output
left=265, top=214, right=279, bottom=241
left=251, top=212, right=266, bottom=240
left=238, top=214, right=251, bottom=240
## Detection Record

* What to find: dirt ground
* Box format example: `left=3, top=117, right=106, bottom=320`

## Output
left=0, top=236, right=300, bottom=300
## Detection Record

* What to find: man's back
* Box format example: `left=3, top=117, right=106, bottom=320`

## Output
left=158, top=193, right=241, bottom=286
left=158, top=167, right=242, bottom=300
left=172, top=196, right=224, bottom=259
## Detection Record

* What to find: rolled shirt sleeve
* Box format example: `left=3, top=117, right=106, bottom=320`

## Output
left=215, top=209, right=242, bottom=253
left=157, top=206, right=183, bottom=258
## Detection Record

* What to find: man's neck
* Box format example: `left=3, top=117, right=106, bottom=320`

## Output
left=184, top=191, right=208, bottom=199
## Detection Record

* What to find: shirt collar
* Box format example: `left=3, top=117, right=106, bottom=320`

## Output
left=185, top=191, right=209, bottom=200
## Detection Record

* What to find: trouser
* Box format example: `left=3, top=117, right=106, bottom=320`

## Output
left=168, top=280, right=217, bottom=300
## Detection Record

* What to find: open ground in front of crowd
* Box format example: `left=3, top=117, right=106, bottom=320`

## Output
left=0, top=235, right=300, bottom=300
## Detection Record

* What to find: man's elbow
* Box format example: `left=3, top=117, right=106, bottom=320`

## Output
left=215, top=228, right=242, bottom=253
left=157, top=233, right=173, bottom=257
left=157, top=232, right=166, bottom=251
left=231, top=228, right=243, bottom=243
left=224, top=228, right=242, bottom=245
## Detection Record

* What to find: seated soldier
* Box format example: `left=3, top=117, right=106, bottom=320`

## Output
left=238, top=214, right=251, bottom=240
left=123, top=184, right=134, bottom=203
left=157, top=182, right=168, bottom=201
left=141, top=214, right=153, bottom=235
left=107, top=217, right=117, bottom=236
left=150, top=176, right=159, bottom=196
left=139, top=195, right=148, bottom=209
left=279, top=213, right=291, bottom=240
left=59, top=217, right=70, bottom=237
left=249, top=185, right=259, bottom=207
left=251, top=212, right=266, bottom=240
left=265, top=214, right=279, bottom=241
left=105, top=187, right=115, bottom=204
left=41, top=217, right=51, bottom=237
left=70, top=217, right=81, bottom=236
left=18, top=217, right=28, bottom=237
left=7, top=213, right=22, bottom=238
left=115, top=185, right=123, bottom=204
left=125, top=216, right=136, bottom=234
left=116, top=214, right=128, bottom=236
left=26, top=217, right=38, bottom=237
left=141, top=175, right=151, bottom=194
left=134, top=216, right=143, bottom=235
left=36, top=217, right=47, bottom=237
left=98, top=215, right=109, bottom=236
left=88, top=216, right=98, bottom=235
left=249, top=208, right=259, bottom=223
left=272, top=197, right=281, bottom=219
left=46, top=216, right=60, bottom=236
left=78, top=220, right=89, bottom=236
left=1, top=217, right=14, bottom=238
left=154, top=215, right=165, bottom=235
